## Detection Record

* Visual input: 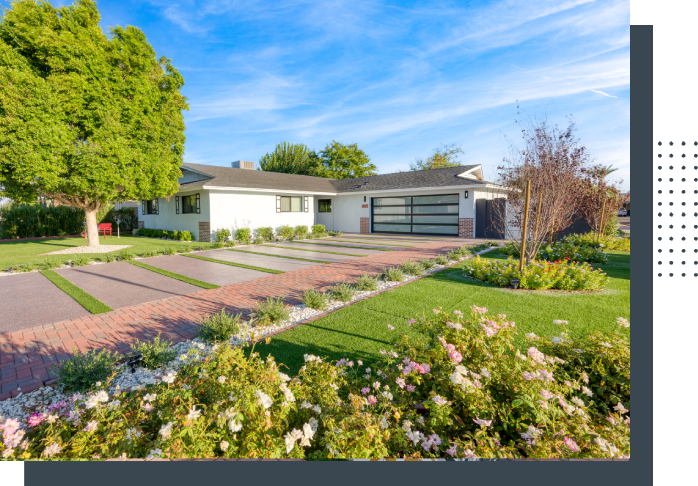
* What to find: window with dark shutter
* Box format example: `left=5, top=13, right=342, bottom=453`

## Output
left=142, top=200, right=145, bottom=215
left=155, top=198, right=159, bottom=215
left=304, top=196, right=308, bottom=212
left=196, top=193, right=200, bottom=214
left=176, top=196, right=179, bottom=214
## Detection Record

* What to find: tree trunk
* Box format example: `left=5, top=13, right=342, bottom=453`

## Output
left=84, top=207, right=101, bottom=247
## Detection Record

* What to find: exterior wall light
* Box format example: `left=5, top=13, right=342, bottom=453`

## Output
left=464, top=191, right=469, bottom=199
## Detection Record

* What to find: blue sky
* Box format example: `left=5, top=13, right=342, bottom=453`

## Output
left=43, top=0, right=631, bottom=190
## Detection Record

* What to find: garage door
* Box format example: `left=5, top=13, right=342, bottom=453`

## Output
left=371, top=194, right=459, bottom=235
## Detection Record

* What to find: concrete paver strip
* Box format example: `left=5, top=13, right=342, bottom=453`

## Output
left=139, top=254, right=270, bottom=287
left=258, top=246, right=358, bottom=262
left=0, top=273, right=90, bottom=333
left=275, top=242, right=384, bottom=255
left=56, top=261, right=202, bottom=310
left=197, top=250, right=322, bottom=272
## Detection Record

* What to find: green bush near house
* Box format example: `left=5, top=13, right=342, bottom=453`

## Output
left=52, top=348, right=118, bottom=393
left=311, top=224, right=325, bottom=235
left=136, top=228, right=193, bottom=241
left=235, top=228, right=252, bottom=245
left=328, top=230, right=343, bottom=237
left=278, top=225, right=295, bottom=240
left=256, top=227, right=275, bottom=242
left=0, top=202, right=85, bottom=239
left=215, top=228, right=231, bottom=243
left=294, top=225, right=309, bottom=238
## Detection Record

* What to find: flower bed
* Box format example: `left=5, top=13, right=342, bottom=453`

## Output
left=500, top=241, right=608, bottom=264
left=561, top=233, right=630, bottom=252
left=463, top=256, right=609, bottom=290
left=0, top=308, right=630, bottom=460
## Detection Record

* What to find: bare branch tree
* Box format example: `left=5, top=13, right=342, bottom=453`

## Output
left=578, top=166, right=625, bottom=238
left=490, top=116, right=591, bottom=265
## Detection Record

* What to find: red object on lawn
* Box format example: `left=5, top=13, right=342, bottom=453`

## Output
left=83, top=223, right=112, bottom=240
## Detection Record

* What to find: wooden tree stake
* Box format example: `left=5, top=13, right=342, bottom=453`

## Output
left=519, top=180, right=531, bottom=271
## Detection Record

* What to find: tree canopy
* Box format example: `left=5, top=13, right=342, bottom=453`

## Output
left=0, top=0, right=188, bottom=246
left=410, top=143, right=464, bottom=171
left=258, top=142, right=317, bottom=175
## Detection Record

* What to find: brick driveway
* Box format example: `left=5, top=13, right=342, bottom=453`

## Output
left=0, top=236, right=483, bottom=400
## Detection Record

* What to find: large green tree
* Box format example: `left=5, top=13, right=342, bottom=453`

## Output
left=410, top=143, right=464, bottom=171
left=258, top=142, right=317, bottom=175
left=0, top=0, right=188, bottom=246
left=314, top=141, right=377, bottom=179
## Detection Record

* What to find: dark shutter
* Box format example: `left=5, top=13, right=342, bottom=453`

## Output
left=304, top=196, right=308, bottom=212
left=276, top=195, right=281, bottom=213
left=155, top=198, right=159, bottom=215
left=176, top=196, right=179, bottom=214
left=196, top=193, right=200, bottom=214
left=141, top=200, right=145, bottom=215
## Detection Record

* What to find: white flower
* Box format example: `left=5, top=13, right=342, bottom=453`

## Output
left=279, top=372, right=291, bottom=382
left=217, top=376, right=227, bottom=384
left=480, top=368, right=491, bottom=379
left=42, top=443, right=61, bottom=458
left=162, top=372, right=177, bottom=384
left=553, top=320, right=568, bottom=326
left=599, top=342, right=612, bottom=349
left=381, top=391, right=393, bottom=401
left=143, top=393, right=157, bottom=402
left=571, top=397, right=585, bottom=407
left=255, top=390, right=273, bottom=409
left=284, top=429, right=304, bottom=454
left=83, top=421, right=99, bottom=432
left=416, top=416, right=425, bottom=426
left=180, top=354, right=187, bottom=361
left=187, top=406, right=201, bottom=421
left=473, top=418, right=492, bottom=427
left=95, top=381, right=102, bottom=387
left=432, top=395, right=447, bottom=406
left=526, top=333, right=538, bottom=341
left=303, top=354, right=322, bottom=363
left=312, top=405, right=322, bottom=414
left=301, top=401, right=312, bottom=409
left=552, top=337, right=563, bottom=345
left=146, top=448, right=163, bottom=459
left=126, top=428, right=141, bottom=441
left=307, top=417, right=319, bottom=433
left=280, top=383, right=295, bottom=402
left=380, top=417, right=389, bottom=429
left=581, top=386, right=594, bottom=397
left=220, top=440, right=229, bottom=452
left=401, top=420, right=413, bottom=432
left=107, top=400, right=121, bottom=410
left=159, top=422, right=174, bottom=439
left=616, top=317, right=630, bottom=328
left=303, top=423, right=316, bottom=440
left=614, top=402, right=628, bottom=414
left=229, top=419, right=243, bottom=433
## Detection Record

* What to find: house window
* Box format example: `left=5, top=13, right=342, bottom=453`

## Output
left=318, top=199, right=332, bottom=213
left=178, top=194, right=200, bottom=214
left=279, top=196, right=304, bottom=212
left=143, top=199, right=158, bottom=215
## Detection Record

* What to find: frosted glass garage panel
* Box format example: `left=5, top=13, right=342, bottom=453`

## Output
left=412, top=205, right=458, bottom=214
left=412, top=215, right=459, bottom=224
left=412, top=195, right=459, bottom=205
left=411, top=224, right=459, bottom=234
left=373, top=215, right=411, bottom=224
left=373, top=206, right=411, bottom=215
left=373, top=224, right=412, bottom=232
left=373, top=197, right=412, bottom=206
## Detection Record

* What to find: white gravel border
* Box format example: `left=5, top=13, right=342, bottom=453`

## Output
left=0, top=246, right=499, bottom=424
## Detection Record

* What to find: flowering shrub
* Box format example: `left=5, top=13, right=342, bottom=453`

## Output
left=0, top=308, right=628, bottom=460
left=500, top=241, right=608, bottom=264
left=464, top=256, right=609, bottom=290
left=131, top=333, right=177, bottom=369
left=52, top=349, right=118, bottom=394
left=561, top=233, right=630, bottom=252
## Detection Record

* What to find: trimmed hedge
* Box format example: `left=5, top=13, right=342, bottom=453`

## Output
left=0, top=203, right=85, bottom=239
left=136, top=227, right=193, bottom=241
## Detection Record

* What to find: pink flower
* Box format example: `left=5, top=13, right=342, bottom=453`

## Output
left=463, top=449, right=478, bottom=459
left=564, top=437, right=580, bottom=452
left=379, top=350, right=387, bottom=355
left=447, top=321, right=463, bottom=330
left=449, top=350, right=463, bottom=364
left=367, top=395, right=377, bottom=405
left=142, top=403, right=154, bottom=412
left=421, top=364, right=431, bottom=374
left=387, top=325, right=395, bottom=331
left=83, top=421, right=98, bottom=433
left=470, top=305, right=487, bottom=314
left=473, top=418, right=492, bottom=427
left=408, top=319, right=416, bottom=325
left=395, top=378, right=406, bottom=389
left=446, top=444, right=458, bottom=456
left=406, top=384, right=416, bottom=392
left=361, top=387, right=370, bottom=395
left=432, top=395, right=447, bottom=406
left=27, top=413, right=45, bottom=428
left=453, top=310, right=463, bottom=316
left=527, top=347, right=546, bottom=364
left=539, top=389, right=554, bottom=400
left=433, top=307, right=441, bottom=314
left=483, top=327, right=496, bottom=338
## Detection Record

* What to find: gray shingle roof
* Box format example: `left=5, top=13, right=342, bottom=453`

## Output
left=178, top=163, right=493, bottom=194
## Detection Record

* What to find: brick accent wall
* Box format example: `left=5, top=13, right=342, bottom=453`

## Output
left=198, top=222, right=211, bottom=242
left=458, top=218, right=474, bottom=238
left=360, top=217, right=370, bottom=234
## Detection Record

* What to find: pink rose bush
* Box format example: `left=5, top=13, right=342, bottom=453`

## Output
left=0, top=307, right=629, bottom=460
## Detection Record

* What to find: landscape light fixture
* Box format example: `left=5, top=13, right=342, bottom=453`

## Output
left=125, top=351, right=143, bottom=374
left=464, top=191, right=469, bottom=199
left=511, top=278, right=520, bottom=289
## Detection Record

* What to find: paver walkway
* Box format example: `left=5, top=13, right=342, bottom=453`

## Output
left=140, top=255, right=270, bottom=287
left=252, top=246, right=357, bottom=262
left=197, top=250, right=322, bottom=271
left=0, top=237, right=486, bottom=400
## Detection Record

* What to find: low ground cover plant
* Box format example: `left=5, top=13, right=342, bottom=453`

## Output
left=303, top=289, right=328, bottom=310
left=118, top=250, right=134, bottom=261
left=382, top=267, right=405, bottom=282
left=71, top=256, right=91, bottom=267
left=253, top=297, right=290, bottom=325
left=464, top=256, right=609, bottom=291
left=131, top=334, right=177, bottom=369
left=434, top=255, right=448, bottom=266
left=196, top=309, right=243, bottom=344
left=4, top=308, right=629, bottom=460
left=400, top=259, right=424, bottom=276
left=328, top=231, right=343, bottom=237
left=10, top=263, right=36, bottom=273
left=163, top=247, right=177, bottom=256
left=419, top=258, right=435, bottom=270
left=354, top=273, right=379, bottom=291
left=562, top=233, right=630, bottom=252
left=328, top=282, right=356, bottom=302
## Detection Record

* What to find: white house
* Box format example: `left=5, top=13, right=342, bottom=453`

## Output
left=138, top=161, right=506, bottom=242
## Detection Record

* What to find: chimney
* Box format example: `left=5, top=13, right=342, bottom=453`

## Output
left=231, top=160, right=255, bottom=170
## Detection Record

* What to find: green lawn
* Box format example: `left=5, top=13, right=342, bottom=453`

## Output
left=251, top=250, right=630, bottom=376
left=0, top=236, right=206, bottom=270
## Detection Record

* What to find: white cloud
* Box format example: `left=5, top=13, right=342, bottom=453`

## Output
left=588, top=89, right=618, bottom=98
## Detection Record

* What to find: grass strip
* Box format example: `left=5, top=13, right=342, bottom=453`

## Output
left=182, top=254, right=285, bottom=274
left=227, top=248, right=329, bottom=264
left=292, top=241, right=393, bottom=251
left=128, top=261, right=219, bottom=289
left=40, top=270, right=113, bottom=314
left=314, top=238, right=416, bottom=247
left=265, top=245, right=367, bottom=257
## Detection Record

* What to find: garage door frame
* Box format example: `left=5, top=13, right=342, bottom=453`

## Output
left=371, top=193, right=460, bottom=236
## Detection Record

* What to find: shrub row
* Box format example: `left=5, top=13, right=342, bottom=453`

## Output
left=561, top=232, right=630, bottom=252
left=0, top=203, right=86, bottom=239
left=213, top=225, right=329, bottom=245
left=136, top=228, right=193, bottom=241
left=500, top=241, right=608, bottom=264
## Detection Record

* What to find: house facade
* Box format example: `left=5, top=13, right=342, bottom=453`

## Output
left=139, top=162, right=505, bottom=242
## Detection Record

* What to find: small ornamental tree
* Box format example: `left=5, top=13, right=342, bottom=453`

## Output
left=492, top=116, right=590, bottom=265
left=578, top=167, right=625, bottom=238
left=0, top=0, right=188, bottom=247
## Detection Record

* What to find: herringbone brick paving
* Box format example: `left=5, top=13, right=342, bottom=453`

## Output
left=0, top=238, right=481, bottom=401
